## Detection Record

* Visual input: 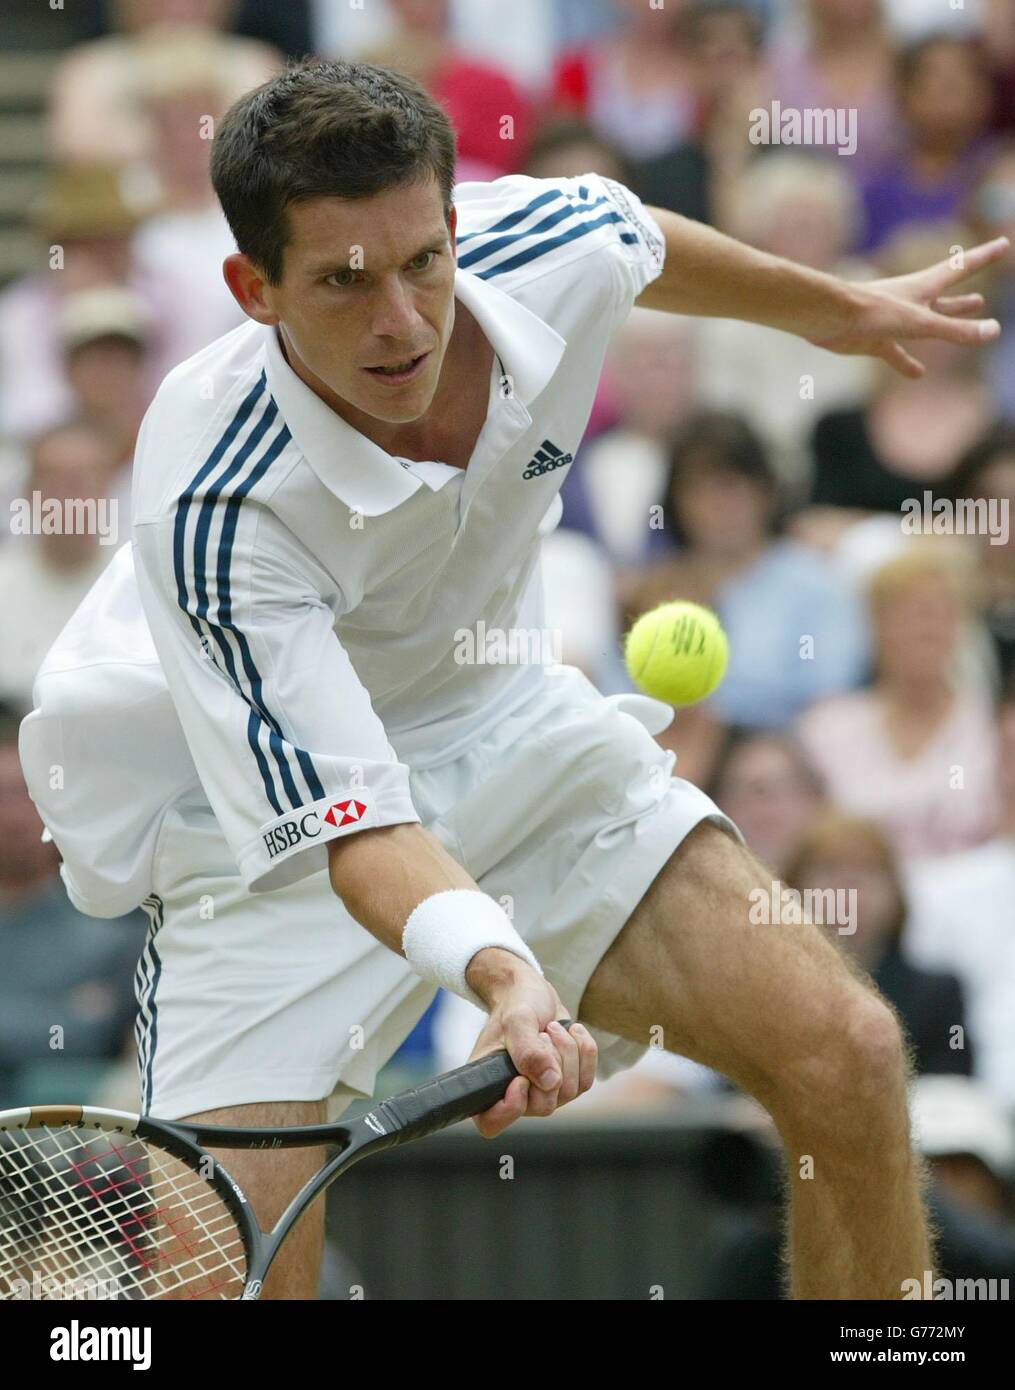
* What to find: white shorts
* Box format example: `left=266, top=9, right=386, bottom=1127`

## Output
left=134, top=665, right=739, bottom=1120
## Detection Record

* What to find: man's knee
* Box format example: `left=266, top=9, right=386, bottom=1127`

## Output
left=824, top=987, right=908, bottom=1097
left=582, top=821, right=909, bottom=1106
left=771, top=975, right=909, bottom=1130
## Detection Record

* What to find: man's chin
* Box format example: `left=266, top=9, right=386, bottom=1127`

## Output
left=355, top=376, right=439, bottom=424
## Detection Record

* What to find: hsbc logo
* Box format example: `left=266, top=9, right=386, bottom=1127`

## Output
left=263, top=798, right=368, bottom=860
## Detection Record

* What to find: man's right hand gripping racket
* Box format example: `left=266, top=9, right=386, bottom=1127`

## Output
left=0, top=1024, right=572, bottom=1301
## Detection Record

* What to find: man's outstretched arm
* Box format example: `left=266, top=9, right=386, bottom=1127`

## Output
left=636, top=205, right=1009, bottom=379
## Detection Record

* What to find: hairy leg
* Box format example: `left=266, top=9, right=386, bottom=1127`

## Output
left=158, top=1100, right=327, bottom=1301
left=579, top=821, right=935, bottom=1299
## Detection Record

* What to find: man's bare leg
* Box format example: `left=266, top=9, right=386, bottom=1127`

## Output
left=158, top=1100, right=327, bottom=1300
left=579, top=821, right=935, bottom=1299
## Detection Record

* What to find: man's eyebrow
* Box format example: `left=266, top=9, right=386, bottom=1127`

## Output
left=305, top=233, right=450, bottom=278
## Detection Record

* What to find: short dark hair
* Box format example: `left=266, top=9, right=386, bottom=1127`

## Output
left=211, top=59, right=458, bottom=286
left=661, top=410, right=780, bottom=546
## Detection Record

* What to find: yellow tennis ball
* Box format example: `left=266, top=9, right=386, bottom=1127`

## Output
left=624, top=601, right=729, bottom=706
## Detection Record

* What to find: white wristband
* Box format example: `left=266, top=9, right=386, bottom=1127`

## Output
left=401, top=888, right=543, bottom=1010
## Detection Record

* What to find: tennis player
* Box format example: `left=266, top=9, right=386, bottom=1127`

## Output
left=20, top=61, right=1008, bottom=1300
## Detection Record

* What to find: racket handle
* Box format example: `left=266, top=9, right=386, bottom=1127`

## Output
left=377, top=1019, right=574, bottom=1144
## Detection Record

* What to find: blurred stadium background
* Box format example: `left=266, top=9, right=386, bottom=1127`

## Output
left=1, top=0, right=1014, bottom=1298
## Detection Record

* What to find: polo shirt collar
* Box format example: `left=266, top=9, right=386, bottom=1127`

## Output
left=262, top=267, right=566, bottom=516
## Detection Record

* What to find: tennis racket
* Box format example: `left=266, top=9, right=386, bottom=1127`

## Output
left=0, top=1025, right=571, bottom=1301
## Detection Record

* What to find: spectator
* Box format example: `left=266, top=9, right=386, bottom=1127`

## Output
left=0, top=163, right=177, bottom=441
left=689, top=152, right=874, bottom=496
left=797, top=543, right=1001, bottom=860
left=904, top=683, right=1015, bottom=1107
left=632, top=1, right=766, bottom=228
left=60, top=284, right=152, bottom=469
left=708, top=729, right=828, bottom=875
left=0, top=424, right=121, bottom=713
left=946, top=425, right=1015, bottom=684
left=521, top=117, right=632, bottom=185
left=858, top=35, right=997, bottom=254
left=550, top=0, right=698, bottom=162
left=574, top=308, right=699, bottom=565
left=363, top=0, right=534, bottom=178
left=47, top=0, right=281, bottom=169
left=761, top=0, right=899, bottom=176
left=0, top=703, right=144, bottom=1109
left=128, top=29, right=249, bottom=364
left=627, top=412, right=869, bottom=731
left=803, top=227, right=994, bottom=547
left=784, top=811, right=973, bottom=1078
left=1, top=285, right=151, bottom=541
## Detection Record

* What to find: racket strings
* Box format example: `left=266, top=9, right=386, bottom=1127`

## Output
left=0, top=1125, right=247, bottom=1300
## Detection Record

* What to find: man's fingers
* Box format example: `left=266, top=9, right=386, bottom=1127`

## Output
left=502, top=1014, right=562, bottom=1093
left=920, top=236, right=1010, bottom=293
left=546, top=1019, right=580, bottom=1104
left=900, top=303, right=1000, bottom=344
left=878, top=341, right=925, bottom=378
left=949, top=235, right=1010, bottom=279
left=472, top=1074, right=530, bottom=1139
left=932, top=293, right=985, bottom=316
left=572, top=1022, right=598, bottom=1094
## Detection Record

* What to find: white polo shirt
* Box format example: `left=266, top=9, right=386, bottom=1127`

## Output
left=19, top=173, right=665, bottom=916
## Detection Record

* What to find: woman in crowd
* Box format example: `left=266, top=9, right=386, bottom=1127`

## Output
left=707, top=729, right=827, bottom=877
left=796, top=544, right=1001, bottom=860
left=550, top=0, right=698, bottom=161
left=858, top=35, right=997, bottom=254
left=803, top=227, right=995, bottom=547
left=784, top=811, right=972, bottom=1079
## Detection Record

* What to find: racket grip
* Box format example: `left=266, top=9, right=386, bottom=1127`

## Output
left=377, top=1020, right=574, bottom=1144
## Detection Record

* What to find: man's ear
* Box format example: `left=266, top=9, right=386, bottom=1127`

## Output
left=222, top=252, right=280, bottom=325
left=448, top=204, right=458, bottom=259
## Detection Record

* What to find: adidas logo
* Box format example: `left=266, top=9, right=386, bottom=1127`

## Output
left=522, top=438, right=573, bottom=480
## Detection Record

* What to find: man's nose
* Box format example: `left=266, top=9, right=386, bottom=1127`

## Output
left=371, top=276, right=422, bottom=340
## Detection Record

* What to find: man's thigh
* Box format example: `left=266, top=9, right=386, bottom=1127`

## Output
left=578, top=820, right=875, bottom=1099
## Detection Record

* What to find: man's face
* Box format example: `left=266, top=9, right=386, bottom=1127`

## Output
left=252, top=177, right=458, bottom=427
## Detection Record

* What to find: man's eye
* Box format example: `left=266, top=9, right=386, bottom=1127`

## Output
left=409, top=251, right=436, bottom=271
left=326, top=270, right=358, bottom=288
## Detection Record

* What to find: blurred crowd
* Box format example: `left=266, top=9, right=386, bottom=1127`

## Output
left=2, top=0, right=1015, bottom=1293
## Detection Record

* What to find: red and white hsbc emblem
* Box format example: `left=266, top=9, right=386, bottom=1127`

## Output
left=324, top=798, right=366, bottom=828
left=262, top=796, right=372, bottom=862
